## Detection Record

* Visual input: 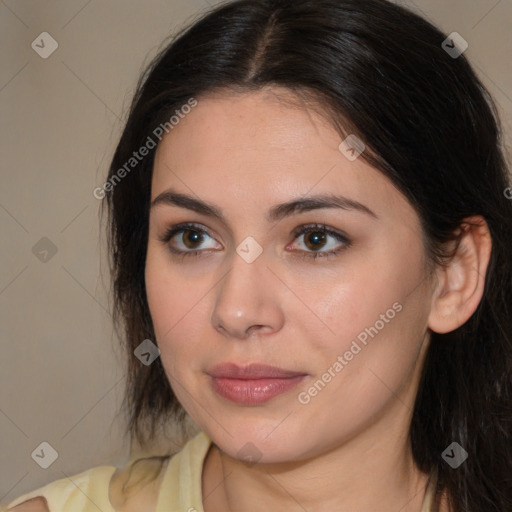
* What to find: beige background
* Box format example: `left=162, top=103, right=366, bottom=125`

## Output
left=1, top=0, right=511, bottom=505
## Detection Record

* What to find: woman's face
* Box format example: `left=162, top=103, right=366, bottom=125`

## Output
left=145, top=87, right=436, bottom=463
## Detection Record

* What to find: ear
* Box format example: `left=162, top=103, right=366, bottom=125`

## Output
left=428, top=216, right=492, bottom=334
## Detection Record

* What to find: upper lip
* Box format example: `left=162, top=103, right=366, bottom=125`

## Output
left=207, top=363, right=307, bottom=379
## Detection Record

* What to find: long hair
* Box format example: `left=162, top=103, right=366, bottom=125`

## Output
left=101, top=1, right=512, bottom=509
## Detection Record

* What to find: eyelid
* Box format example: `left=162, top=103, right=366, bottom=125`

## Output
left=158, top=222, right=216, bottom=243
left=159, top=221, right=351, bottom=259
left=287, top=223, right=351, bottom=259
left=290, top=223, right=350, bottom=244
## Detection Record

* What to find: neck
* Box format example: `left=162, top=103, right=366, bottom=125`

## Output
left=202, top=398, right=432, bottom=512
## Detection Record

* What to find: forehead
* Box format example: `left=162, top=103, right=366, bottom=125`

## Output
left=150, top=88, right=409, bottom=222
left=154, top=88, right=336, bottom=167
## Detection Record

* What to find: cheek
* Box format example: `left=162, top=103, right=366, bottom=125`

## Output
left=145, top=243, right=204, bottom=332
left=302, top=255, right=429, bottom=403
left=145, top=253, right=176, bottom=336
left=144, top=247, right=214, bottom=372
left=301, top=259, right=411, bottom=354
left=299, top=239, right=429, bottom=387
left=145, top=248, right=193, bottom=355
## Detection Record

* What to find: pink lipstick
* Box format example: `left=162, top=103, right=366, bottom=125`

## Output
left=208, top=363, right=307, bottom=405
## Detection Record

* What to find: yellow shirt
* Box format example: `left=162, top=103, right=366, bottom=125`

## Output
left=3, top=431, right=438, bottom=511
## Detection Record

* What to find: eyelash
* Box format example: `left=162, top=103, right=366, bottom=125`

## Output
left=158, top=222, right=351, bottom=261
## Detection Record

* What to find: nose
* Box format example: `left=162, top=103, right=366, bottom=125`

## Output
left=211, top=252, right=285, bottom=340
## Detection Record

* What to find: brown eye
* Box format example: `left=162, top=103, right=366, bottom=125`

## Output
left=303, top=231, right=327, bottom=251
left=160, top=222, right=222, bottom=258
left=182, top=229, right=205, bottom=249
left=289, top=223, right=351, bottom=260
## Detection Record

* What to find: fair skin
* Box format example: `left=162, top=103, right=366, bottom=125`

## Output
left=143, top=87, right=490, bottom=512
left=8, top=87, right=491, bottom=512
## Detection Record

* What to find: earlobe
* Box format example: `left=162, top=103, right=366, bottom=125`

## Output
left=428, top=216, right=492, bottom=334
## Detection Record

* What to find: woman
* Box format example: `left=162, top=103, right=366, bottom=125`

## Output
left=5, top=0, right=511, bottom=511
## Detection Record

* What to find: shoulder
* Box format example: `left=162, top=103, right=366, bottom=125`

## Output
left=5, top=456, right=173, bottom=512
left=4, top=465, right=117, bottom=512
left=3, top=434, right=209, bottom=512
left=6, top=496, right=49, bottom=511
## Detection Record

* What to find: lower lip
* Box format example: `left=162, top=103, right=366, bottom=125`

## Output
left=210, top=376, right=306, bottom=405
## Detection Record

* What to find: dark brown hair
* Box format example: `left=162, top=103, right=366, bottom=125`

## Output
left=102, top=1, right=512, bottom=510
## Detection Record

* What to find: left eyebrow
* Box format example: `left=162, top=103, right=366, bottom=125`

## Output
left=150, top=189, right=378, bottom=223
left=267, top=194, right=378, bottom=222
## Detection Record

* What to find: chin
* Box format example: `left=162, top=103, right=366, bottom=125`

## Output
left=202, top=417, right=317, bottom=464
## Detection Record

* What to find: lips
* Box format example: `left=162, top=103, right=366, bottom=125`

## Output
left=207, top=363, right=308, bottom=405
left=208, top=362, right=306, bottom=379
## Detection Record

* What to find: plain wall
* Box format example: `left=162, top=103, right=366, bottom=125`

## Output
left=1, top=0, right=511, bottom=505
